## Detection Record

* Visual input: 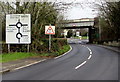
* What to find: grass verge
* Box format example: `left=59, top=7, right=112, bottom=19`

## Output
left=0, top=44, right=70, bottom=63
left=72, top=36, right=88, bottom=39
left=56, top=45, right=70, bottom=56
left=82, top=36, right=88, bottom=39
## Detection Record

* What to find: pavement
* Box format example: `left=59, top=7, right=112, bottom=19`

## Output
left=97, top=44, right=120, bottom=53
left=2, top=43, right=118, bottom=80
left=0, top=57, right=48, bottom=74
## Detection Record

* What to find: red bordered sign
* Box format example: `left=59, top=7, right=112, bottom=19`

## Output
left=45, top=26, right=55, bottom=35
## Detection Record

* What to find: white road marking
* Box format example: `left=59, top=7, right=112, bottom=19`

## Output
left=90, top=51, right=92, bottom=54
left=54, top=45, right=72, bottom=59
left=88, top=55, right=92, bottom=60
left=75, top=61, right=87, bottom=69
left=84, top=46, right=93, bottom=54
left=75, top=45, right=93, bottom=70
left=13, top=59, right=46, bottom=71
left=87, top=47, right=92, bottom=52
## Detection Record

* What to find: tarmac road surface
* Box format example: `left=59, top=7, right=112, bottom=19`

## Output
left=3, top=44, right=118, bottom=80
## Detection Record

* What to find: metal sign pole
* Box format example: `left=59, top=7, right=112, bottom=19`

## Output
left=45, top=24, right=55, bottom=52
left=49, top=34, right=51, bottom=51
left=27, top=44, right=30, bottom=52
left=8, top=44, right=10, bottom=53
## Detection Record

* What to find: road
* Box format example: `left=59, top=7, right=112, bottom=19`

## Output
left=67, top=38, right=89, bottom=44
left=2, top=42, right=118, bottom=80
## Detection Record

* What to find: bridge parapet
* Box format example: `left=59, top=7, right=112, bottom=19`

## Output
left=64, top=21, right=94, bottom=27
left=60, top=18, right=94, bottom=28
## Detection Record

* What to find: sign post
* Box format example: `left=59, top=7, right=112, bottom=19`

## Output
left=45, top=25, right=55, bottom=51
left=49, top=34, right=51, bottom=51
left=8, top=44, right=10, bottom=53
left=6, top=14, right=31, bottom=52
left=27, top=44, right=30, bottom=52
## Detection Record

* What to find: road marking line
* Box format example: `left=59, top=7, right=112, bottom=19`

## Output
left=74, top=45, right=93, bottom=70
left=13, top=59, right=46, bottom=71
left=90, top=51, right=92, bottom=54
left=87, top=47, right=91, bottom=52
left=88, top=55, right=92, bottom=60
left=85, top=46, right=93, bottom=55
left=75, top=61, right=87, bottom=69
left=54, top=45, right=72, bottom=59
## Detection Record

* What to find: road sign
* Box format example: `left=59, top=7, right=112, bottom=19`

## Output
left=45, top=26, right=55, bottom=35
left=76, top=32, right=80, bottom=37
left=6, top=14, right=31, bottom=44
left=64, top=30, right=68, bottom=36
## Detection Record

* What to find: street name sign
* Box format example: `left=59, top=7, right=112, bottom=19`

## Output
left=6, top=14, right=31, bottom=44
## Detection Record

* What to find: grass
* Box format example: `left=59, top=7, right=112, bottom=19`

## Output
left=1, top=52, right=40, bottom=63
left=82, top=36, right=89, bottom=39
left=57, top=45, right=70, bottom=56
left=72, top=36, right=89, bottom=39
left=0, top=45, right=70, bottom=63
left=74, top=37, right=80, bottom=39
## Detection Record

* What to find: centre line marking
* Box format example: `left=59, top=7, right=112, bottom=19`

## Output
left=90, top=51, right=92, bottom=54
left=87, top=47, right=91, bottom=52
left=86, top=46, right=93, bottom=55
left=75, top=45, right=93, bottom=70
left=75, top=61, right=87, bottom=69
left=88, top=55, right=92, bottom=60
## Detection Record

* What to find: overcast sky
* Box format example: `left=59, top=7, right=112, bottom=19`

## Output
left=47, top=0, right=98, bottom=19
left=65, top=4, right=96, bottom=20
left=61, top=0, right=98, bottom=20
left=1, top=0, right=98, bottom=20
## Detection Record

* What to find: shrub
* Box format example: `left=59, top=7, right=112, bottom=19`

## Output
left=2, top=38, right=68, bottom=53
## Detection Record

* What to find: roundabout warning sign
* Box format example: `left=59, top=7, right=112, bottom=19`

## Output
left=45, top=26, right=55, bottom=35
left=6, top=14, right=31, bottom=44
left=45, top=25, right=55, bottom=51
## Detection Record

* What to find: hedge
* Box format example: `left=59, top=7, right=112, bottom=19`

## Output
left=1, top=38, right=68, bottom=53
